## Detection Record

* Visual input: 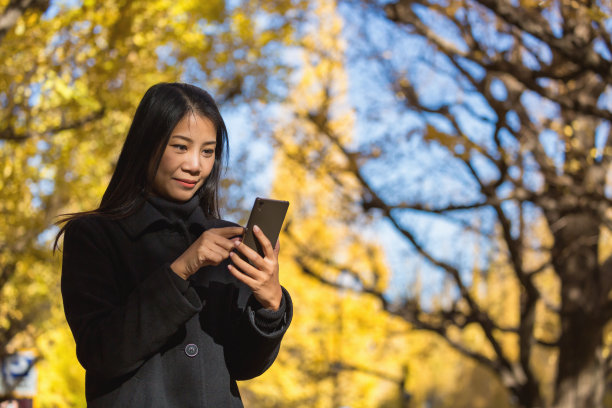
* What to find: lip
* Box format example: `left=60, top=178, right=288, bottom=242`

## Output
left=174, top=178, right=198, bottom=188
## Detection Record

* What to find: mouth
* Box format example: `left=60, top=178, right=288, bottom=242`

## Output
left=174, top=178, right=198, bottom=188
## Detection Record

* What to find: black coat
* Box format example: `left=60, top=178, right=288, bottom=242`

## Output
left=61, top=196, right=292, bottom=407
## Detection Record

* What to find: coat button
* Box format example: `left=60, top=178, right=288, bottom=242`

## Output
left=185, top=343, right=198, bottom=357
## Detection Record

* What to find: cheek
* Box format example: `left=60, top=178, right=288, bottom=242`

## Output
left=152, top=155, right=174, bottom=189
left=155, top=151, right=173, bottom=175
left=204, top=157, right=216, bottom=174
left=151, top=170, right=164, bottom=194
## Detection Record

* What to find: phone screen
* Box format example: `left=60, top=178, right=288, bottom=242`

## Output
left=241, top=198, right=289, bottom=261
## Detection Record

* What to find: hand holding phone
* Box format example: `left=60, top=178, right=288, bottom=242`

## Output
left=228, top=197, right=289, bottom=310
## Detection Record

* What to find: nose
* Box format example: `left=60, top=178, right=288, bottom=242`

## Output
left=182, top=151, right=201, bottom=174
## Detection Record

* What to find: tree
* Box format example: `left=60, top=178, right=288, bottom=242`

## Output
left=280, top=0, right=612, bottom=406
left=0, top=0, right=305, bottom=402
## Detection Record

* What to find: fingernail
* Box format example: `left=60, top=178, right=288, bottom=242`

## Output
left=234, top=240, right=241, bottom=247
left=254, top=225, right=260, bottom=232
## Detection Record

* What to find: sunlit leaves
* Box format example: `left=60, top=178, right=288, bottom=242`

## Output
left=0, top=0, right=306, bottom=404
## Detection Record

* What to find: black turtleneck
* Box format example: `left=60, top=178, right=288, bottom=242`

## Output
left=147, top=193, right=201, bottom=223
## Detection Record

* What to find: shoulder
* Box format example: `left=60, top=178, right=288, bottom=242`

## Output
left=64, top=214, right=101, bottom=234
left=63, top=214, right=121, bottom=252
left=65, top=214, right=112, bottom=236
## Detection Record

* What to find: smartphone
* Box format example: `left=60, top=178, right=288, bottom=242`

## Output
left=240, top=197, right=289, bottom=261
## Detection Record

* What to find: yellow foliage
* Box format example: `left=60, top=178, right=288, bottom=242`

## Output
left=0, top=0, right=306, bottom=404
left=36, top=320, right=86, bottom=408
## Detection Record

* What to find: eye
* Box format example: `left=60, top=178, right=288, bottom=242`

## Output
left=171, top=144, right=188, bottom=152
left=202, top=148, right=215, bottom=157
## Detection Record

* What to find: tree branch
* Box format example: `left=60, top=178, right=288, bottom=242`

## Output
left=386, top=0, right=612, bottom=121
left=0, top=108, right=106, bottom=142
left=0, top=0, right=49, bottom=43
left=474, top=0, right=612, bottom=83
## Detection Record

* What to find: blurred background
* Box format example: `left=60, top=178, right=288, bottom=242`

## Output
left=1, top=0, right=612, bottom=407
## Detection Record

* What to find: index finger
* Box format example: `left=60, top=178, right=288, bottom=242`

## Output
left=209, top=226, right=245, bottom=238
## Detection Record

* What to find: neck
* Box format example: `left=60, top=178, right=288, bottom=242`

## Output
left=147, top=194, right=200, bottom=221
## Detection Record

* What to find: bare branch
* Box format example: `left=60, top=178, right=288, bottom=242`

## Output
left=329, top=361, right=408, bottom=386
left=0, top=0, right=49, bottom=42
left=474, top=0, right=612, bottom=83
left=386, top=0, right=612, bottom=121
left=0, top=108, right=106, bottom=142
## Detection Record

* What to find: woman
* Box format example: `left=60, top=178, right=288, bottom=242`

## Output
left=57, top=82, right=292, bottom=407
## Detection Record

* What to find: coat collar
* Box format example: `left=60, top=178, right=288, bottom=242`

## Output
left=118, top=196, right=208, bottom=239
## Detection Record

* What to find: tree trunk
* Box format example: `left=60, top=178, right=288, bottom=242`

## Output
left=516, top=370, right=544, bottom=408
left=549, top=210, right=606, bottom=408
left=554, top=313, right=605, bottom=408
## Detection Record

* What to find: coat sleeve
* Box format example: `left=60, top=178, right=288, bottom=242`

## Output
left=224, top=286, right=293, bottom=380
left=61, top=217, right=202, bottom=379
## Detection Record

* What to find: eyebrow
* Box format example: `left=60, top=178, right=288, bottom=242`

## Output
left=170, top=135, right=216, bottom=146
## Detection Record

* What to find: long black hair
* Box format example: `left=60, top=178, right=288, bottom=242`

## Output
left=54, top=82, right=229, bottom=249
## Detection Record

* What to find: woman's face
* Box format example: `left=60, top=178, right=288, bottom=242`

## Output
left=152, top=112, right=217, bottom=202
